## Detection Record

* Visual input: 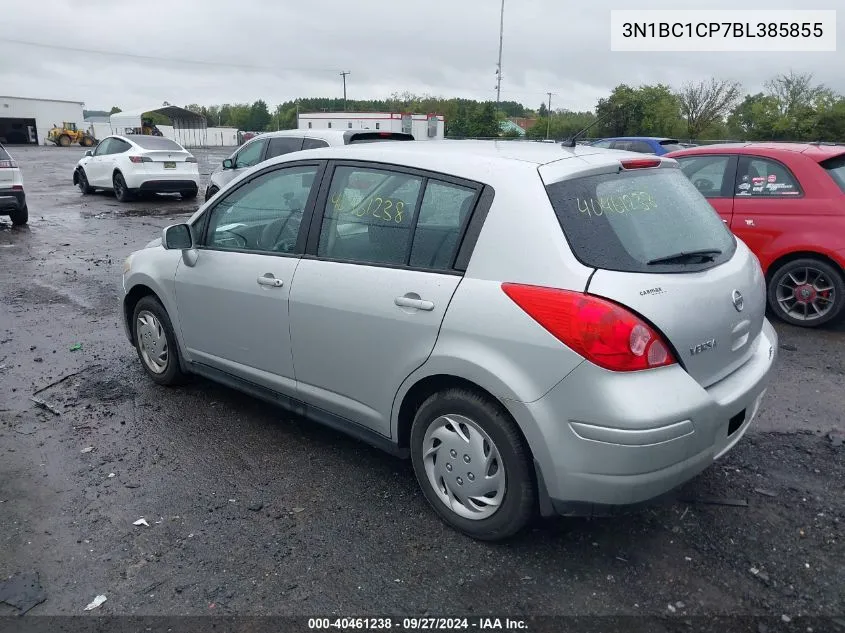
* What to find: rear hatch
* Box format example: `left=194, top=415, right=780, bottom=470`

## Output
left=540, top=156, right=766, bottom=388
left=344, top=131, right=414, bottom=144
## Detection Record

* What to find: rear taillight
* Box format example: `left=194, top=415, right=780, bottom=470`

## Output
left=11, top=185, right=23, bottom=191
left=501, top=283, right=676, bottom=372
left=185, top=156, right=197, bottom=163
left=128, top=156, right=152, bottom=163
left=620, top=158, right=661, bottom=169
left=0, top=159, right=17, bottom=168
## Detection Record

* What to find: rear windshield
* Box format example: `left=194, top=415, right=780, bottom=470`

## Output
left=821, top=155, right=845, bottom=193
left=0, top=145, right=9, bottom=160
left=545, top=167, right=736, bottom=273
left=658, top=140, right=684, bottom=152
left=128, top=136, right=184, bottom=150
left=346, top=132, right=414, bottom=144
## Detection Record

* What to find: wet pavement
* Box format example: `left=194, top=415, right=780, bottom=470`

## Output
left=0, top=146, right=843, bottom=620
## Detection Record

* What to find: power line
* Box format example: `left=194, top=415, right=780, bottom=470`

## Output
left=0, top=38, right=341, bottom=73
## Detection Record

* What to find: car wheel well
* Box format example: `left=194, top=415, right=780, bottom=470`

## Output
left=124, top=285, right=159, bottom=343
left=397, top=374, right=523, bottom=450
left=73, top=169, right=79, bottom=184
left=766, top=251, right=844, bottom=282
left=112, top=168, right=124, bottom=181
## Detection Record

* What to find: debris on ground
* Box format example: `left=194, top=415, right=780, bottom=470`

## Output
left=0, top=571, right=47, bottom=614
left=83, top=594, right=106, bottom=611
left=29, top=396, right=61, bottom=416
left=132, top=518, right=150, bottom=527
left=780, top=344, right=798, bottom=352
left=69, top=343, right=83, bottom=352
left=754, top=488, right=778, bottom=497
left=680, top=496, right=748, bottom=507
left=829, top=432, right=844, bottom=448
left=292, top=507, right=305, bottom=513
left=80, top=447, right=94, bottom=454
left=247, top=502, right=264, bottom=512
left=107, top=473, right=115, bottom=478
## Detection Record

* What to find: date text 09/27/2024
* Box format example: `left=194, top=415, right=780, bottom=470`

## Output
left=307, top=617, right=528, bottom=630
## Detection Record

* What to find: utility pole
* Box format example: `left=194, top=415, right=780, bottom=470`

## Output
left=340, top=71, right=351, bottom=111
left=546, top=91, right=555, bottom=140
left=495, top=0, right=505, bottom=113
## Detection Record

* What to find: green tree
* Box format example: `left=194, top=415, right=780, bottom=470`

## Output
left=109, top=106, right=122, bottom=115
left=468, top=102, right=499, bottom=138
left=813, top=99, right=845, bottom=141
left=248, top=100, right=272, bottom=131
left=538, top=102, right=548, bottom=118
left=727, top=93, right=781, bottom=140
left=677, top=78, right=742, bottom=139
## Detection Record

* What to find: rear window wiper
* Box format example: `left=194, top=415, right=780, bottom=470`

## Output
left=647, top=249, right=722, bottom=265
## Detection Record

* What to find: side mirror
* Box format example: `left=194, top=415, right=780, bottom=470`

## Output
left=85, top=149, right=93, bottom=157
left=162, top=223, right=193, bottom=250
left=222, top=158, right=234, bottom=169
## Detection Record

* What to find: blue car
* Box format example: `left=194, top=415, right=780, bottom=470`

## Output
left=589, top=137, right=686, bottom=155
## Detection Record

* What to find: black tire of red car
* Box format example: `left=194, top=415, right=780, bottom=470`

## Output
left=77, top=169, right=94, bottom=194
left=132, top=295, right=188, bottom=386
left=205, top=185, right=219, bottom=202
left=181, top=189, right=198, bottom=200
left=410, top=387, right=537, bottom=541
left=767, top=257, right=845, bottom=328
left=9, top=204, right=28, bottom=226
left=113, top=172, right=132, bottom=202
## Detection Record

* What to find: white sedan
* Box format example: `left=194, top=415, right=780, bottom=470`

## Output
left=73, top=134, right=200, bottom=202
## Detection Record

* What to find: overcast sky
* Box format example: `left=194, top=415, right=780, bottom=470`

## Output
left=1, top=0, right=842, bottom=113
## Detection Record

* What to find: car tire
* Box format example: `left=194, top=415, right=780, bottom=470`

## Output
left=131, top=296, right=187, bottom=386
left=113, top=172, right=132, bottom=202
left=77, top=169, right=94, bottom=194
left=204, top=185, right=219, bottom=202
left=181, top=189, right=198, bottom=200
left=410, top=387, right=536, bottom=541
left=9, top=204, right=28, bottom=226
left=767, top=257, right=845, bottom=327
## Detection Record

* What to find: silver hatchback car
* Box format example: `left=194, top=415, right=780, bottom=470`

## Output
left=121, top=141, right=777, bottom=540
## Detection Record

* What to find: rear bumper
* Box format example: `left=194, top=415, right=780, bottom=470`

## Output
left=506, top=319, right=778, bottom=515
left=0, top=189, right=25, bottom=211
left=135, top=180, right=199, bottom=193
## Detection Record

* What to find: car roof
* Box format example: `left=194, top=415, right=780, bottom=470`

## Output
left=265, top=139, right=648, bottom=183
left=666, top=142, right=845, bottom=162
left=250, top=129, right=414, bottom=144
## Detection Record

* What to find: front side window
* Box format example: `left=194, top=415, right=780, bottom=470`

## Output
left=591, top=140, right=613, bottom=149
left=205, top=165, right=318, bottom=254
left=409, top=181, right=476, bottom=270
left=545, top=166, right=736, bottom=273
left=234, top=139, right=267, bottom=169
left=677, top=155, right=732, bottom=198
left=93, top=138, right=113, bottom=156
left=317, top=166, right=423, bottom=265
left=735, top=156, right=801, bottom=197
left=266, top=136, right=304, bottom=159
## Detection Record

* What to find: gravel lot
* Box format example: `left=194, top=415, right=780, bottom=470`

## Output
left=0, top=146, right=843, bottom=627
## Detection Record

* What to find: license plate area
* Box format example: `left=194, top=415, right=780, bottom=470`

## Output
left=728, top=409, right=746, bottom=436
left=163, top=161, right=176, bottom=169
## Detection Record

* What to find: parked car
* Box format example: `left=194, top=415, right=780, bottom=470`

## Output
left=73, top=135, right=200, bottom=202
left=121, top=142, right=777, bottom=540
left=205, top=129, right=414, bottom=201
left=0, top=143, right=27, bottom=225
left=667, top=142, right=845, bottom=327
left=590, top=137, right=684, bottom=155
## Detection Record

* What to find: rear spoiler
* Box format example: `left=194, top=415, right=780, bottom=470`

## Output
left=345, top=131, right=414, bottom=143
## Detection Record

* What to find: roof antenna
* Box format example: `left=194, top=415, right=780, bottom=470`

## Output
left=562, top=107, right=617, bottom=148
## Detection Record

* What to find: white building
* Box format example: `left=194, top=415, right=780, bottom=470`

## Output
left=0, top=96, right=85, bottom=145
left=298, top=112, right=445, bottom=140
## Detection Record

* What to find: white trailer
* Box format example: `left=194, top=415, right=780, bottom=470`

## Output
left=297, top=112, right=444, bottom=140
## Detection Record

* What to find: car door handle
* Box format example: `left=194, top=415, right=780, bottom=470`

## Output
left=257, top=274, right=283, bottom=288
left=395, top=295, right=434, bottom=311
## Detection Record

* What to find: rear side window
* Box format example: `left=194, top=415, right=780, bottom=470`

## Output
left=628, top=141, right=655, bottom=154
left=303, top=138, right=330, bottom=150
left=659, top=140, right=684, bottom=153
left=409, top=181, right=476, bottom=270
left=346, top=132, right=414, bottom=144
left=0, top=145, right=10, bottom=161
left=820, top=155, right=845, bottom=193
left=266, top=136, right=304, bottom=158
left=735, top=156, right=801, bottom=196
left=545, top=167, right=736, bottom=273
left=591, top=140, right=613, bottom=149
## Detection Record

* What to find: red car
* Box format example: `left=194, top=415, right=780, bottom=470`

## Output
left=666, top=143, right=845, bottom=328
